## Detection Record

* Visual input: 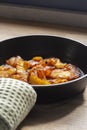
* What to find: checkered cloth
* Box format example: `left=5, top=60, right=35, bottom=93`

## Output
left=0, top=78, right=37, bottom=130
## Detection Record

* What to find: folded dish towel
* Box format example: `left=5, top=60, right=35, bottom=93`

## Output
left=0, top=78, right=37, bottom=130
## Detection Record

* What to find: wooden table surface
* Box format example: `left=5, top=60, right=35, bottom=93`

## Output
left=0, top=19, right=87, bottom=130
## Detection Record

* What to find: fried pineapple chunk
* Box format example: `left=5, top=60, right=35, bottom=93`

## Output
left=32, top=56, right=43, bottom=61
left=29, top=73, right=50, bottom=85
left=50, top=64, right=80, bottom=80
left=45, top=57, right=67, bottom=68
left=49, top=78, right=68, bottom=84
left=6, top=56, right=22, bottom=67
left=0, top=65, right=16, bottom=78
left=7, top=56, right=30, bottom=70
left=11, top=73, right=28, bottom=82
left=28, top=65, right=50, bottom=85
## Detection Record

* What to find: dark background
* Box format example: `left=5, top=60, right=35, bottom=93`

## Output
left=0, top=0, right=87, bottom=12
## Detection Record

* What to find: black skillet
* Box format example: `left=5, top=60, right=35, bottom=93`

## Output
left=0, top=35, right=87, bottom=104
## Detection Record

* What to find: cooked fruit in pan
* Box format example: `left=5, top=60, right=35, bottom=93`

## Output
left=0, top=56, right=80, bottom=85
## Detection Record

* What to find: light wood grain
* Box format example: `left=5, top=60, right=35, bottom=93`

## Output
left=0, top=19, right=87, bottom=130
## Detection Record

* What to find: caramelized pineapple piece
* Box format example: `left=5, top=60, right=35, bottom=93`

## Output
left=29, top=73, right=50, bottom=85
left=32, top=56, right=43, bottom=61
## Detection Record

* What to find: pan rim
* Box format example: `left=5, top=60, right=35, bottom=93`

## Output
left=0, top=34, right=87, bottom=47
